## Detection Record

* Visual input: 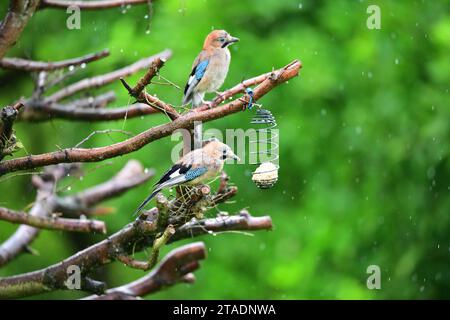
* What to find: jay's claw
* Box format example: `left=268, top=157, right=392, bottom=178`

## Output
left=202, top=99, right=213, bottom=109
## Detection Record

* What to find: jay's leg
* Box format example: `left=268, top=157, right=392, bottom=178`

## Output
left=212, top=90, right=227, bottom=105
left=201, top=98, right=213, bottom=109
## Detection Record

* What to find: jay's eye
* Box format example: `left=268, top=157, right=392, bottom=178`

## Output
left=218, top=37, right=225, bottom=42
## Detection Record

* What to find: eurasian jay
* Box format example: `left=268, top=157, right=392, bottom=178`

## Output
left=134, top=139, right=239, bottom=216
left=182, top=30, right=239, bottom=108
left=181, top=30, right=239, bottom=152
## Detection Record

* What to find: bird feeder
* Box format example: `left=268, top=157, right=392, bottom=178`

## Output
left=249, top=108, right=279, bottom=189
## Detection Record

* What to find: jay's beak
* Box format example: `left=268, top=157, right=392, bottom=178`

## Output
left=231, top=154, right=240, bottom=162
left=224, top=36, right=239, bottom=47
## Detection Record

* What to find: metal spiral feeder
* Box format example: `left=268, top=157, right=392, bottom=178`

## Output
left=249, top=107, right=279, bottom=189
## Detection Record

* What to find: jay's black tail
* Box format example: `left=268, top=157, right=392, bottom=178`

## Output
left=133, top=190, right=159, bottom=217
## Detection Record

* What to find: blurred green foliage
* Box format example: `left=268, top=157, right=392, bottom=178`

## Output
left=0, top=0, right=449, bottom=299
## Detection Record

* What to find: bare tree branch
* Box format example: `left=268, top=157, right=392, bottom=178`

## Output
left=0, top=160, right=152, bottom=266
left=17, top=54, right=177, bottom=122
left=0, top=164, right=76, bottom=267
left=120, top=56, right=180, bottom=120
left=0, top=102, right=23, bottom=160
left=210, top=69, right=282, bottom=107
left=0, top=0, right=41, bottom=59
left=126, top=56, right=164, bottom=97
left=44, top=49, right=172, bottom=103
left=53, top=159, right=154, bottom=217
left=0, top=207, right=106, bottom=233
left=40, top=0, right=150, bottom=10
left=0, top=49, right=109, bottom=71
left=21, top=102, right=160, bottom=122
left=0, top=211, right=271, bottom=298
left=0, top=60, right=301, bottom=176
left=0, top=0, right=287, bottom=303
left=199, top=59, right=302, bottom=111
left=85, top=242, right=206, bottom=300
left=168, top=210, right=273, bottom=243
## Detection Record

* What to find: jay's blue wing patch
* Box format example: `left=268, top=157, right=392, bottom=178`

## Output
left=133, top=164, right=208, bottom=217
left=194, top=60, right=209, bottom=80
left=185, top=167, right=208, bottom=181
left=182, top=59, right=209, bottom=105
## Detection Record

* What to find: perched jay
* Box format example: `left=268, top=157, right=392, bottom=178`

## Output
left=181, top=30, right=239, bottom=152
left=182, top=29, right=239, bottom=107
left=134, top=139, right=239, bottom=216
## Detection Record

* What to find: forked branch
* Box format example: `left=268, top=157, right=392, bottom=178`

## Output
left=0, top=60, right=301, bottom=176
left=0, top=160, right=153, bottom=266
left=0, top=210, right=272, bottom=298
left=85, top=242, right=206, bottom=300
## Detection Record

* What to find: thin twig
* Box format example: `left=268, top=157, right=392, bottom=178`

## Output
left=148, top=224, right=175, bottom=268
left=75, top=129, right=133, bottom=148
left=120, top=57, right=180, bottom=120
left=0, top=207, right=106, bottom=234
left=0, top=50, right=109, bottom=71
left=45, top=49, right=172, bottom=103
left=21, top=102, right=160, bottom=122
left=40, top=0, right=150, bottom=10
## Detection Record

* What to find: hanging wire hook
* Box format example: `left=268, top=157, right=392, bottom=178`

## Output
left=245, top=87, right=254, bottom=110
